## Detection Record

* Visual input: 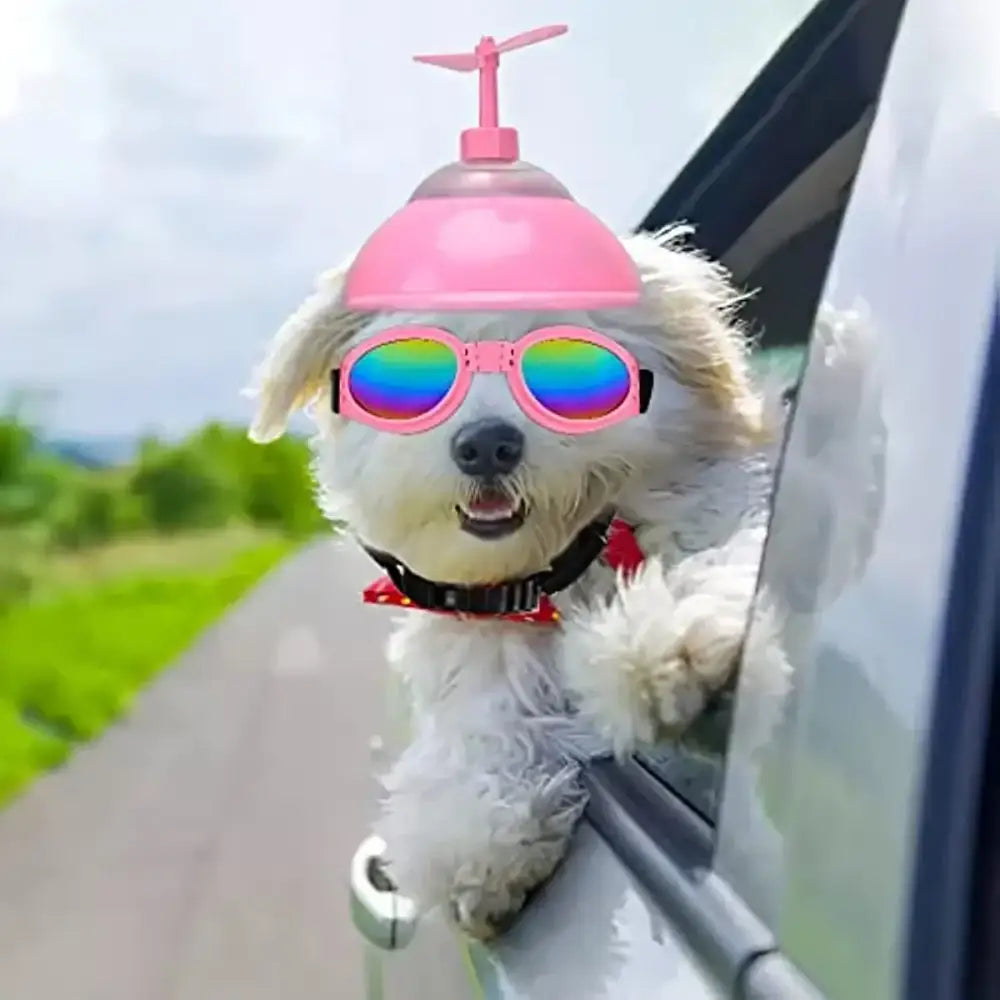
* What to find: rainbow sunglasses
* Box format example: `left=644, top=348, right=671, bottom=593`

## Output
left=331, top=325, right=654, bottom=435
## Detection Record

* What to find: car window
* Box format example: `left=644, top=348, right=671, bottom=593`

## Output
left=632, top=0, right=903, bottom=822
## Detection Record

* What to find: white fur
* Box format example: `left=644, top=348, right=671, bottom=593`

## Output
left=246, top=226, right=867, bottom=940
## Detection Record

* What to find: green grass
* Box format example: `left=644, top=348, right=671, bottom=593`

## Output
left=0, top=530, right=296, bottom=806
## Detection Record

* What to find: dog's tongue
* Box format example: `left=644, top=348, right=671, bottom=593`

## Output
left=470, top=494, right=513, bottom=514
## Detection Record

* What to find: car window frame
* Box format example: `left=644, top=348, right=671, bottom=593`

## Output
left=902, top=303, right=1000, bottom=1000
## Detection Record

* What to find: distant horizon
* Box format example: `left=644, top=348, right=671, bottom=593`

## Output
left=6, top=391, right=313, bottom=443
left=39, top=419, right=314, bottom=448
left=35, top=420, right=316, bottom=471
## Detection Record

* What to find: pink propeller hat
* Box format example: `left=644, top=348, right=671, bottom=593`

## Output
left=342, top=25, right=643, bottom=312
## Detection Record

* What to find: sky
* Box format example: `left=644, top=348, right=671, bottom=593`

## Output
left=0, top=0, right=817, bottom=438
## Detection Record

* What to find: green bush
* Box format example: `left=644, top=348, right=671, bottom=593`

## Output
left=130, top=444, right=238, bottom=532
left=0, top=525, right=47, bottom=613
left=124, top=424, right=323, bottom=537
left=0, top=404, right=323, bottom=627
left=48, top=474, right=147, bottom=548
left=0, top=414, right=34, bottom=486
left=0, top=421, right=65, bottom=529
left=179, top=422, right=324, bottom=537
left=0, top=403, right=324, bottom=547
left=0, top=561, right=34, bottom=614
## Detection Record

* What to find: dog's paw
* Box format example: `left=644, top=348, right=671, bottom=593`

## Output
left=448, top=886, right=523, bottom=942
left=442, top=805, right=576, bottom=942
left=447, top=860, right=558, bottom=942
left=562, top=563, right=746, bottom=757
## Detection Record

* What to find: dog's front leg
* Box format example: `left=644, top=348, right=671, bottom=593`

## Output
left=561, top=525, right=786, bottom=757
left=373, top=714, right=585, bottom=941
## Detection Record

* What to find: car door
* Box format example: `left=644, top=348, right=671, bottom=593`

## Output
left=352, top=0, right=1000, bottom=994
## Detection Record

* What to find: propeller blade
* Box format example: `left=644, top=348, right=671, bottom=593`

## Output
left=414, top=25, right=567, bottom=73
left=496, top=24, right=567, bottom=54
left=413, top=52, right=478, bottom=72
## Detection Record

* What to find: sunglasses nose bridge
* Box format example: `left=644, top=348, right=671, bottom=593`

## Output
left=463, top=341, right=515, bottom=374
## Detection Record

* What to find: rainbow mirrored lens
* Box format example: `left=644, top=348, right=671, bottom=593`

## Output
left=348, top=338, right=458, bottom=420
left=521, top=339, right=630, bottom=420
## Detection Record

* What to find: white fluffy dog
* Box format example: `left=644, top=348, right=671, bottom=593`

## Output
left=248, top=225, right=796, bottom=940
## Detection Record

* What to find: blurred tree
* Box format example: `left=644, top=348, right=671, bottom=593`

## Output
left=49, top=474, right=146, bottom=548
left=0, top=556, right=34, bottom=613
left=130, top=445, right=237, bottom=532
left=1, top=393, right=324, bottom=572
left=185, top=423, right=325, bottom=537
left=0, top=415, right=33, bottom=486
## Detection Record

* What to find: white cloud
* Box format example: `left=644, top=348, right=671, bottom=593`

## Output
left=0, top=0, right=816, bottom=436
left=0, top=0, right=59, bottom=118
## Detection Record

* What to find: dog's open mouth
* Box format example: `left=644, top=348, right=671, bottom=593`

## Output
left=456, top=487, right=526, bottom=540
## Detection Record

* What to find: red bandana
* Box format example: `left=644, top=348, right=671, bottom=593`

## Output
left=362, top=518, right=644, bottom=625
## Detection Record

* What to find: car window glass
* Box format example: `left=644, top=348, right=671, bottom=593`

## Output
left=634, top=59, right=884, bottom=822
left=640, top=235, right=844, bottom=819
left=634, top=0, right=909, bottom=826
left=635, top=203, right=851, bottom=819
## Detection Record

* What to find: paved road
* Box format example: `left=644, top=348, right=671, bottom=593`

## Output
left=0, top=539, right=399, bottom=1000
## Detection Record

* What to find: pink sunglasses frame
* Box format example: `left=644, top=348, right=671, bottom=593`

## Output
left=333, top=325, right=649, bottom=435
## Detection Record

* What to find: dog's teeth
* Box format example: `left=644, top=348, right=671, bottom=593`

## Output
left=460, top=499, right=519, bottom=521
left=469, top=508, right=514, bottom=521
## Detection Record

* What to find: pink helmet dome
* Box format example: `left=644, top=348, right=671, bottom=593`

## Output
left=342, top=25, right=643, bottom=312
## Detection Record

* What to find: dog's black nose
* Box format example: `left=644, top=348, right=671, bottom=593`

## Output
left=451, top=419, right=524, bottom=477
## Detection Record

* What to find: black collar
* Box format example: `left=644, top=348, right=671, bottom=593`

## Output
left=361, top=511, right=615, bottom=616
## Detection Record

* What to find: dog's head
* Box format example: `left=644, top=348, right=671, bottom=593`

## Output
left=247, top=227, right=766, bottom=584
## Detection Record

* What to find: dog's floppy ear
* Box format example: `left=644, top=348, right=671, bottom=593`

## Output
left=247, top=257, right=368, bottom=443
left=622, top=226, right=767, bottom=446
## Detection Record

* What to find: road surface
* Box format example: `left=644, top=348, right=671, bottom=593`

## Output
left=0, top=539, right=404, bottom=1000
